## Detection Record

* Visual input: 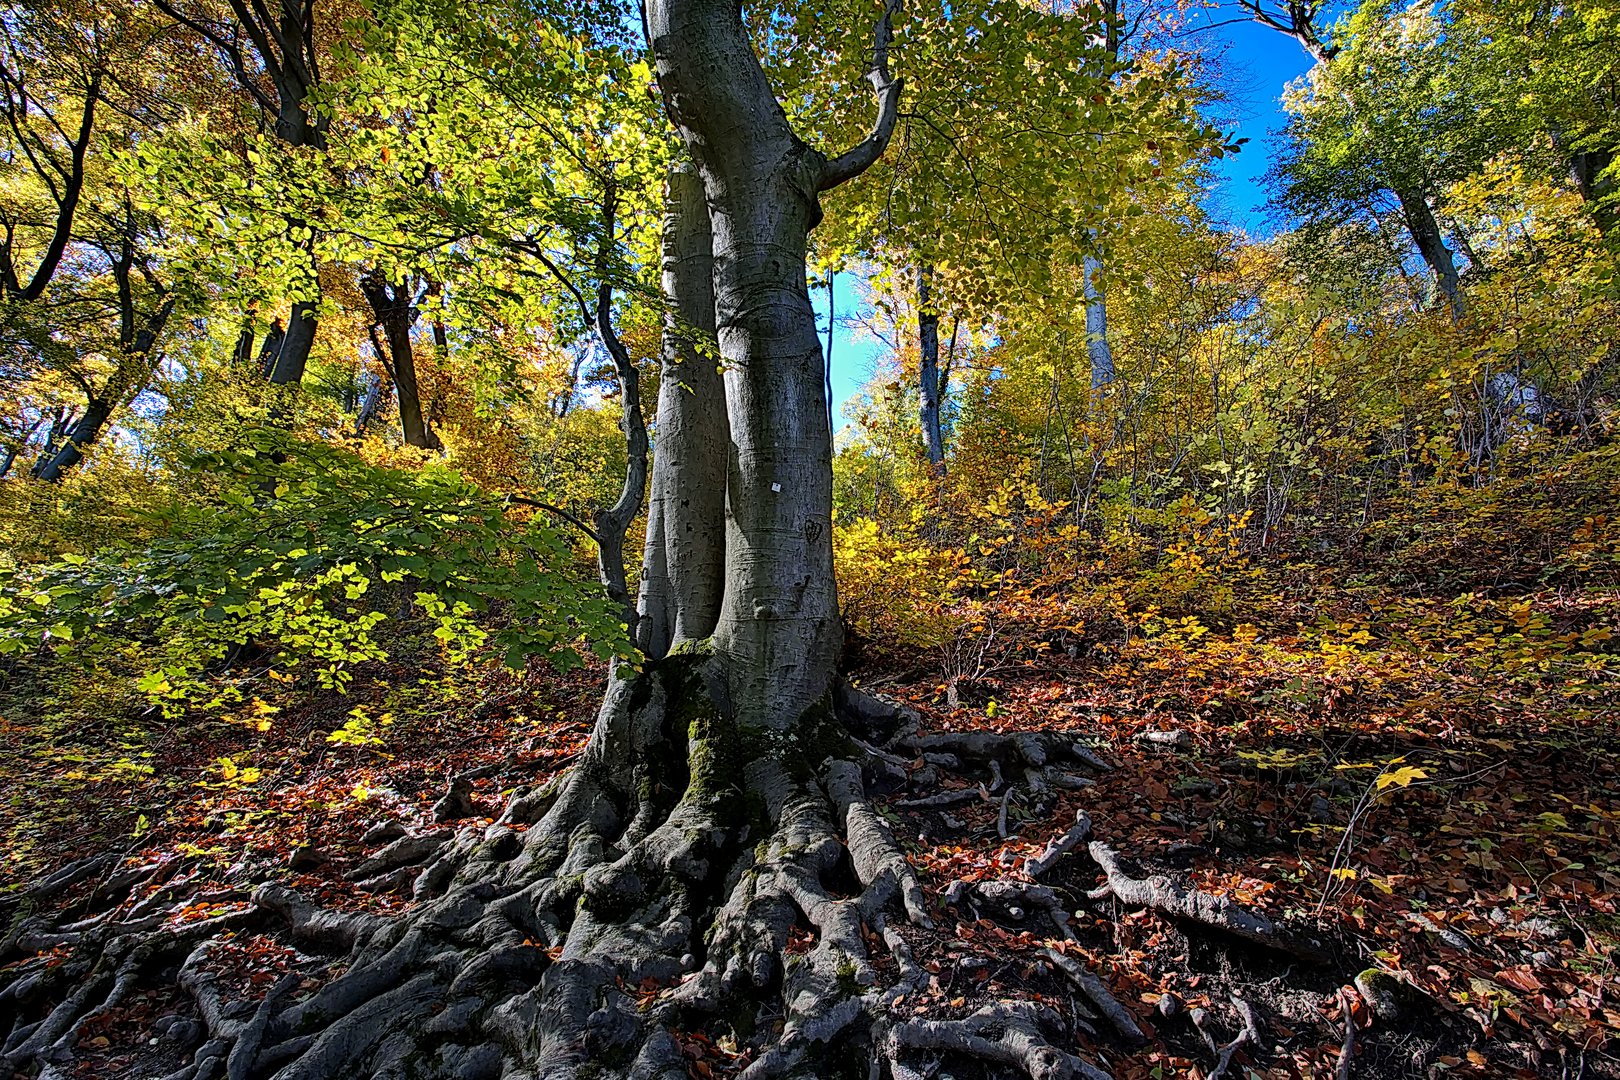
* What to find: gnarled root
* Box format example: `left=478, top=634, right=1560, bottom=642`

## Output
left=10, top=666, right=1287, bottom=1080
left=1088, top=842, right=1324, bottom=960
left=883, top=1002, right=1112, bottom=1080
left=0, top=654, right=973, bottom=1080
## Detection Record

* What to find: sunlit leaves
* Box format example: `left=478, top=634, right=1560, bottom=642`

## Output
left=0, top=429, right=634, bottom=713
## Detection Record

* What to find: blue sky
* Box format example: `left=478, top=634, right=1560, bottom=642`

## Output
left=815, top=10, right=1321, bottom=430
left=1191, top=16, right=1321, bottom=235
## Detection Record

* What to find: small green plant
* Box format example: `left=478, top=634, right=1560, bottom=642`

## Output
left=327, top=706, right=393, bottom=748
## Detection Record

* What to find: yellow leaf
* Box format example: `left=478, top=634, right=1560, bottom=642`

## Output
left=1377, top=766, right=1428, bottom=790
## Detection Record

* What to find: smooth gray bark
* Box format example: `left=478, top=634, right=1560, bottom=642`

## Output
left=1083, top=250, right=1115, bottom=390
left=644, top=0, right=900, bottom=727
left=639, top=163, right=726, bottom=659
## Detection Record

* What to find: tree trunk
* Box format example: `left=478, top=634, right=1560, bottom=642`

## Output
left=231, top=321, right=257, bottom=368
left=360, top=274, right=440, bottom=450
left=30, top=397, right=114, bottom=482
left=1083, top=250, right=1115, bottom=390
left=1396, top=187, right=1463, bottom=321
left=0, top=9, right=1248, bottom=1073
left=917, top=265, right=945, bottom=470
left=155, top=0, right=328, bottom=387
left=639, top=162, right=726, bottom=660
left=261, top=301, right=320, bottom=385
left=7, top=70, right=102, bottom=303
left=31, top=295, right=174, bottom=482
left=1086, top=3, right=1118, bottom=395
left=354, top=372, right=382, bottom=435
left=1571, top=147, right=1618, bottom=242
left=645, top=0, right=888, bottom=729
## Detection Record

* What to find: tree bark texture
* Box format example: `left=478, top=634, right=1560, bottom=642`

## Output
left=644, top=0, right=899, bottom=728
left=639, top=162, right=726, bottom=660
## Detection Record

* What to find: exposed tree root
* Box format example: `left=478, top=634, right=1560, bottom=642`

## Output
left=1203, top=997, right=1266, bottom=1080
left=1, top=660, right=1331, bottom=1080
left=884, top=1002, right=1112, bottom=1080
left=1042, top=949, right=1144, bottom=1046
left=1026, top=811, right=1092, bottom=879
left=1088, top=842, right=1325, bottom=960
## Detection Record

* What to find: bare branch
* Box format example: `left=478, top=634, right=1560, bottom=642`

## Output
left=501, top=495, right=603, bottom=546
left=1235, top=0, right=1337, bottom=63
left=819, top=0, right=905, bottom=192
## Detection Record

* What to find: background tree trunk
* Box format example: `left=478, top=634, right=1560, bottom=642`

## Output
left=32, top=280, right=173, bottom=481
left=1397, top=187, right=1463, bottom=320
left=1083, top=250, right=1115, bottom=390
left=917, top=264, right=945, bottom=470
left=1086, top=2, right=1118, bottom=394
left=360, top=274, right=439, bottom=450
left=262, top=302, right=318, bottom=385
left=155, top=0, right=328, bottom=386
left=1571, top=147, right=1618, bottom=241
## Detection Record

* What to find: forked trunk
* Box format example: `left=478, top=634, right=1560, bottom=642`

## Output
left=645, top=0, right=861, bottom=728
left=360, top=274, right=440, bottom=451
left=31, top=397, right=114, bottom=482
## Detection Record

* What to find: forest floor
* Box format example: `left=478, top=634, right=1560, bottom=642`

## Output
left=3, top=573, right=1617, bottom=1080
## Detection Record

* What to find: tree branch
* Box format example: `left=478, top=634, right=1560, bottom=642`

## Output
left=150, top=0, right=281, bottom=120
left=19, top=68, right=102, bottom=302
left=819, top=0, right=905, bottom=192
left=500, top=495, right=601, bottom=546
left=1235, top=0, right=1337, bottom=64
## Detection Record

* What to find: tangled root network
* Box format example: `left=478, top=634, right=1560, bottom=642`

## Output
left=1, top=653, right=1312, bottom=1080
